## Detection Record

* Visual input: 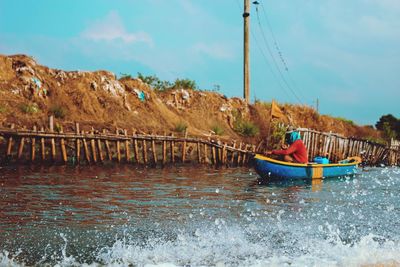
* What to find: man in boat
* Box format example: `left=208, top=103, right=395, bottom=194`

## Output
left=268, top=131, right=308, bottom=163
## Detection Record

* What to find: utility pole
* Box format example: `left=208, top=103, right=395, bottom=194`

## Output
left=316, top=98, right=319, bottom=113
left=243, top=0, right=250, bottom=103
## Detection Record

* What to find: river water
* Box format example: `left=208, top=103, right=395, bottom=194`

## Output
left=0, top=164, right=399, bottom=266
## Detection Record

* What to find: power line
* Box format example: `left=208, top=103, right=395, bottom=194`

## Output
left=235, top=0, right=296, bottom=102
left=236, top=0, right=295, bottom=101
left=259, top=1, right=307, bottom=101
left=253, top=3, right=303, bottom=104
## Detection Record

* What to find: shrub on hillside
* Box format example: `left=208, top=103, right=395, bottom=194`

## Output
left=335, top=117, right=355, bottom=126
left=211, top=124, right=224, bottom=136
left=175, top=122, right=188, bottom=133
left=49, top=105, right=66, bottom=119
left=0, top=104, right=6, bottom=113
left=20, top=103, right=39, bottom=114
left=234, top=119, right=259, bottom=137
left=137, top=73, right=197, bottom=92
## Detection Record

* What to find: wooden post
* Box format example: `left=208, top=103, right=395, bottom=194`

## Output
left=124, top=129, right=130, bottom=162
left=75, top=123, right=81, bottom=164
left=182, top=130, right=187, bottom=162
left=97, top=138, right=104, bottom=163
left=134, top=138, right=140, bottom=164
left=203, top=142, right=209, bottom=164
left=115, top=129, right=121, bottom=163
left=30, top=125, right=37, bottom=162
left=82, top=130, right=91, bottom=163
left=162, top=133, right=167, bottom=165
left=60, top=126, right=67, bottom=164
left=6, top=123, right=15, bottom=159
left=222, top=143, right=227, bottom=165
left=49, top=116, right=56, bottom=161
left=170, top=133, right=175, bottom=163
left=17, top=127, right=26, bottom=160
left=211, top=144, right=217, bottom=165
left=142, top=138, right=148, bottom=165
left=151, top=135, right=157, bottom=165
left=237, top=142, right=243, bottom=165
left=230, top=141, right=237, bottom=165
left=90, top=129, right=97, bottom=163
left=40, top=126, right=45, bottom=161
left=197, top=141, right=201, bottom=163
left=103, top=129, right=112, bottom=161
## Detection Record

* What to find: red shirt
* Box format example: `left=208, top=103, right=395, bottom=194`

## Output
left=272, top=139, right=308, bottom=163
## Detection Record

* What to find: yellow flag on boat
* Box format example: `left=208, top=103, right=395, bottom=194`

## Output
left=271, top=100, right=285, bottom=119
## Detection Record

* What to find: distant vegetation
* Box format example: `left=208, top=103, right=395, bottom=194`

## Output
left=137, top=73, right=198, bottom=92
left=376, top=114, right=400, bottom=142
left=334, top=116, right=355, bottom=126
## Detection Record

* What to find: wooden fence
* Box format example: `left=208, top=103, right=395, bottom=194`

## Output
left=0, top=119, right=255, bottom=167
left=298, top=128, right=400, bottom=166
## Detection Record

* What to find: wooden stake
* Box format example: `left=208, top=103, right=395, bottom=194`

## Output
left=151, top=135, right=157, bottom=165
left=75, top=123, right=81, bottom=164
left=17, top=127, right=26, bottom=160
left=40, top=126, right=45, bottom=161
left=82, top=130, right=91, bottom=163
left=134, top=138, right=140, bottom=164
left=60, top=126, right=67, bottom=164
left=182, top=130, right=187, bottom=162
left=237, top=142, right=243, bottom=165
left=6, top=123, right=15, bottom=158
left=97, top=138, right=104, bottom=163
left=230, top=141, right=237, bottom=165
left=222, top=143, right=227, bottom=165
left=170, top=133, right=175, bottom=163
left=197, top=141, right=201, bottom=163
left=30, top=126, right=36, bottom=162
left=203, top=142, right=209, bottom=164
left=90, top=129, right=97, bottom=163
left=115, top=129, right=121, bottom=163
left=124, top=129, right=130, bottom=162
left=211, top=145, right=217, bottom=165
left=102, top=129, right=112, bottom=161
left=49, top=116, right=56, bottom=161
left=162, top=135, right=167, bottom=165
left=142, top=139, right=148, bottom=165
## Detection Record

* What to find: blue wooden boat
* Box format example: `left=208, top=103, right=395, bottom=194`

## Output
left=253, top=154, right=361, bottom=180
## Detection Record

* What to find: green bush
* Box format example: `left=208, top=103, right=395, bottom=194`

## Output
left=20, top=103, right=39, bottom=114
left=211, top=125, right=224, bottom=136
left=335, top=117, right=354, bottom=126
left=0, top=104, right=7, bottom=113
left=50, top=105, right=66, bottom=119
left=269, top=122, right=287, bottom=149
left=137, top=73, right=197, bottom=92
left=234, top=120, right=259, bottom=137
left=175, top=122, right=188, bottom=133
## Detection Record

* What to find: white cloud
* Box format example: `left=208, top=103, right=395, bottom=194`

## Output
left=192, top=42, right=234, bottom=60
left=81, top=11, right=153, bottom=45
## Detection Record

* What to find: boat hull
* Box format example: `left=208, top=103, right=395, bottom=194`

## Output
left=253, top=154, right=360, bottom=180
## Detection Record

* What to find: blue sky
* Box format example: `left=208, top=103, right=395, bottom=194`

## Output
left=0, top=0, right=399, bottom=125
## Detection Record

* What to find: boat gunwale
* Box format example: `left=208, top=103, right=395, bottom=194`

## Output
left=254, top=154, right=360, bottom=168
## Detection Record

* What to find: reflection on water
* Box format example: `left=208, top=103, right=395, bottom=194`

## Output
left=0, top=165, right=399, bottom=266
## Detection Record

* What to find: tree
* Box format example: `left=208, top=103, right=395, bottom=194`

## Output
left=375, top=114, right=398, bottom=131
left=375, top=114, right=399, bottom=142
